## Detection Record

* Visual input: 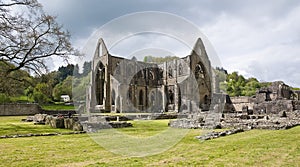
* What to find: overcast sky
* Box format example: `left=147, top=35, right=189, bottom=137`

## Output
left=39, top=0, right=300, bottom=87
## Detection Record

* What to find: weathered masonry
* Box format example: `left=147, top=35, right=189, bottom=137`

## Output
left=86, top=37, right=215, bottom=113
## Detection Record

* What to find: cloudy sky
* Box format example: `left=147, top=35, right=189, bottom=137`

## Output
left=39, top=0, right=300, bottom=87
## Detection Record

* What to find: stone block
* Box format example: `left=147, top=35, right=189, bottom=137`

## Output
left=33, top=114, right=47, bottom=123
left=72, top=122, right=83, bottom=131
left=64, top=118, right=74, bottom=129
left=50, top=118, right=65, bottom=128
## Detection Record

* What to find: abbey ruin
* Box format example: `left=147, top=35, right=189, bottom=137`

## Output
left=85, top=37, right=300, bottom=130
left=86, top=38, right=214, bottom=114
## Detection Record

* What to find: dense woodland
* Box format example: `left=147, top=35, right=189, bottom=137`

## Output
left=0, top=61, right=91, bottom=104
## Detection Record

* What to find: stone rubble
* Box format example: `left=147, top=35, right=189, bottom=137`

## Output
left=196, top=128, right=244, bottom=140
left=170, top=81, right=300, bottom=131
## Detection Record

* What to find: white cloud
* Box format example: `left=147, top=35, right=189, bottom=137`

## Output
left=201, top=4, right=300, bottom=87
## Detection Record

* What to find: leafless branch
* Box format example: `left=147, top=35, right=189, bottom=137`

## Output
left=0, top=0, right=78, bottom=76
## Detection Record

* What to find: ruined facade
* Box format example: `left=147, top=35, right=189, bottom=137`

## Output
left=85, top=37, right=300, bottom=130
left=86, top=38, right=214, bottom=114
left=170, top=81, right=300, bottom=130
left=228, top=81, right=298, bottom=114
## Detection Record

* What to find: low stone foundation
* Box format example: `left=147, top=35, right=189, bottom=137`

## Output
left=26, top=114, right=83, bottom=131
left=81, top=121, right=133, bottom=132
left=196, top=128, right=244, bottom=140
left=45, top=116, right=83, bottom=131
left=220, top=111, right=300, bottom=130
left=102, top=113, right=182, bottom=121
left=169, top=110, right=300, bottom=130
left=0, top=131, right=86, bottom=139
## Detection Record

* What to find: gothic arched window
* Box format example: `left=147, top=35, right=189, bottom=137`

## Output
left=195, top=64, right=204, bottom=79
left=168, top=90, right=174, bottom=104
left=178, top=63, right=183, bottom=75
left=139, top=90, right=144, bottom=105
left=149, top=70, right=154, bottom=80
left=168, top=66, right=173, bottom=78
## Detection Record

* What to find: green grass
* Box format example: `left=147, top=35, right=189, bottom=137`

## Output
left=0, top=116, right=73, bottom=136
left=41, top=104, right=75, bottom=110
left=117, top=120, right=170, bottom=136
left=10, top=96, right=34, bottom=103
left=0, top=116, right=300, bottom=166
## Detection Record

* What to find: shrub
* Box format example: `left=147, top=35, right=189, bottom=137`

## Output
left=0, top=93, right=11, bottom=104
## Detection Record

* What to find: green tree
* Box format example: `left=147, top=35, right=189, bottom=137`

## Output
left=24, top=86, right=34, bottom=101
left=73, top=74, right=90, bottom=101
left=58, top=64, right=74, bottom=82
left=34, top=83, right=52, bottom=99
left=32, top=83, right=52, bottom=104
left=0, top=61, right=33, bottom=96
left=82, top=61, right=91, bottom=76
left=73, top=64, right=80, bottom=77
left=242, top=78, right=260, bottom=96
left=0, top=93, right=11, bottom=104
left=224, top=72, right=266, bottom=97
left=33, top=71, right=59, bottom=100
left=52, top=76, right=73, bottom=101
left=33, top=91, right=51, bottom=104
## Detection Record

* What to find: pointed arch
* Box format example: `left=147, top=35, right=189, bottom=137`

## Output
left=195, top=63, right=205, bottom=79
left=95, top=62, right=105, bottom=105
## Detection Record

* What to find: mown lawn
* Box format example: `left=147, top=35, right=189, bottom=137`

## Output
left=0, top=116, right=299, bottom=166
left=41, top=104, right=75, bottom=110
left=0, top=116, right=72, bottom=136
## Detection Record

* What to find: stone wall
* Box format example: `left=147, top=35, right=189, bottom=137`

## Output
left=230, top=96, right=254, bottom=112
left=0, top=103, right=42, bottom=116
left=293, top=101, right=300, bottom=110
left=253, top=100, right=293, bottom=114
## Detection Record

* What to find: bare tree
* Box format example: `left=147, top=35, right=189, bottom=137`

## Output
left=0, top=0, right=77, bottom=75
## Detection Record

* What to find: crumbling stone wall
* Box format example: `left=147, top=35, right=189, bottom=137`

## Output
left=253, top=100, right=293, bottom=114
left=230, top=96, right=254, bottom=112
left=293, top=101, right=300, bottom=110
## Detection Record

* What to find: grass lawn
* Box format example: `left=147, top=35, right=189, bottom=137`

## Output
left=41, top=104, right=75, bottom=110
left=0, top=116, right=73, bottom=136
left=0, top=117, right=300, bottom=166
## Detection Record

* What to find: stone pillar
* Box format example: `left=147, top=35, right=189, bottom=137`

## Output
left=174, top=84, right=179, bottom=112
left=162, top=85, right=166, bottom=112
left=120, top=96, right=123, bottom=113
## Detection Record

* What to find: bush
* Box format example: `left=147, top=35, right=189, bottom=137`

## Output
left=0, top=93, right=11, bottom=104
left=33, top=91, right=52, bottom=104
